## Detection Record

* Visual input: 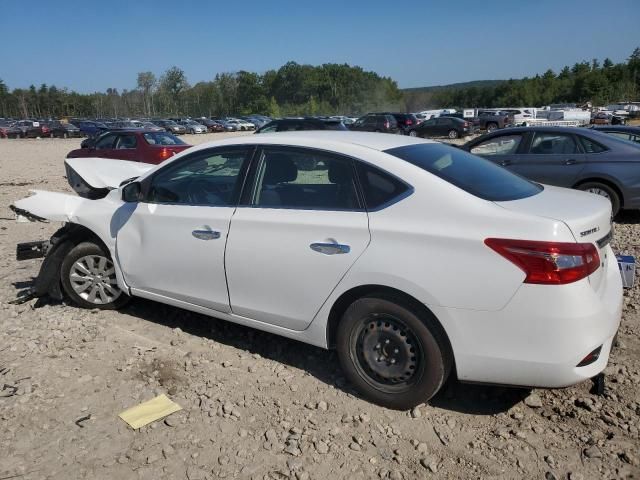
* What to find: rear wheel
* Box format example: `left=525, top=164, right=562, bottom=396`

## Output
left=336, top=295, right=451, bottom=409
left=486, top=122, right=498, bottom=133
left=409, top=130, right=418, bottom=137
left=61, top=242, right=129, bottom=310
left=577, top=181, right=621, bottom=217
left=448, top=129, right=459, bottom=139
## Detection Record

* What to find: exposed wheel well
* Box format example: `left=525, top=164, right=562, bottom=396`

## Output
left=573, top=178, right=624, bottom=208
left=326, top=285, right=453, bottom=361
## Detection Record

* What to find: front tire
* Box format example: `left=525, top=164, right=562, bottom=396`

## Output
left=577, top=181, right=621, bottom=217
left=61, top=242, right=129, bottom=310
left=336, top=295, right=451, bottom=410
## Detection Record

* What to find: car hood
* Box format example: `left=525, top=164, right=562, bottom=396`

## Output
left=65, top=157, right=154, bottom=190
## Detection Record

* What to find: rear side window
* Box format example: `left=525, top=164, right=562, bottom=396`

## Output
left=529, top=132, right=578, bottom=154
left=251, top=149, right=361, bottom=210
left=356, top=162, right=410, bottom=209
left=578, top=135, right=607, bottom=153
left=385, top=143, right=542, bottom=201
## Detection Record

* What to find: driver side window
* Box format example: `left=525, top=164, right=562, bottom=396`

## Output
left=146, top=148, right=249, bottom=206
left=95, top=134, right=117, bottom=149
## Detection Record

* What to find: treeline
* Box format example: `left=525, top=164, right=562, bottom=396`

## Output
left=0, top=62, right=404, bottom=119
left=405, top=48, right=640, bottom=111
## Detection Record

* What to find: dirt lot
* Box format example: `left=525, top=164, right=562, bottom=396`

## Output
left=0, top=134, right=639, bottom=480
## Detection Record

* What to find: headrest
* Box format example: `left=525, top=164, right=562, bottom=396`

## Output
left=263, top=153, right=297, bottom=184
left=328, top=161, right=352, bottom=184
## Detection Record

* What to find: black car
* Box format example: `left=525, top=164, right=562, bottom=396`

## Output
left=348, top=114, right=400, bottom=134
left=462, top=126, right=640, bottom=215
left=255, top=118, right=348, bottom=133
left=589, top=125, right=640, bottom=144
left=407, top=116, right=476, bottom=139
left=48, top=121, right=83, bottom=138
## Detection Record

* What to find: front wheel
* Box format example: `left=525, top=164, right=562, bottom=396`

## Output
left=61, top=242, right=129, bottom=310
left=448, top=129, right=459, bottom=139
left=577, top=182, right=621, bottom=217
left=336, top=295, right=451, bottom=409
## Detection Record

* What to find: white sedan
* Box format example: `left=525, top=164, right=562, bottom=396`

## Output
left=12, top=132, right=622, bottom=409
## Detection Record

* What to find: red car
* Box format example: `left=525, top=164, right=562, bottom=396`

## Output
left=67, top=130, right=191, bottom=164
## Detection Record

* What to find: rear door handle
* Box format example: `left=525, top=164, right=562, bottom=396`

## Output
left=310, top=242, right=351, bottom=255
left=565, top=159, right=577, bottom=165
left=500, top=159, right=512, bottom=166
left=192, top=229, right=220, bottom=240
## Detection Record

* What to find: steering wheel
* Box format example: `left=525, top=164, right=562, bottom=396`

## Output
left=187, top=178, right=224, bottom=205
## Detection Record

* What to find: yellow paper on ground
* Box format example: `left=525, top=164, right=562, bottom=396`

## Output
left=118, top=394, right=182, bottom=429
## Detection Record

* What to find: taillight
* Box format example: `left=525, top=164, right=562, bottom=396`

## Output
left=406, top=119, right=413, bottom=125
left=484, top=238, right=600, bottom=285
left=384, top=121, right=390, bottom=129
left=158, top=148, right=173, bottom=161
left=463, top=121, right=470, bottom=127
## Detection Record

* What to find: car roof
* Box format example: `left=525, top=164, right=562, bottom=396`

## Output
left=591, top=125, right=640, bottom=133
left=188, top=131, right=436, bottom=153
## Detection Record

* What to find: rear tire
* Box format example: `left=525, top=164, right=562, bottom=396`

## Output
left=61, top=242, right=129, bottom=310
left=448, top=129, right=459, bottom=139
left=577, top=181, right=621, bottom=217
left=336, top=294, right=451, bottom=410
left=486, top=122, right=498, bottom=133
left=409, top=130, right=418, bottom=137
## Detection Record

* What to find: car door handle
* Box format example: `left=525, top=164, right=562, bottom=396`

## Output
left=565, top=159, right=577, bottom=165
left=192, top=229, right=220, bottom=240
left=500, top=159, right=512, bottom=166
left=310, top=242, right=351, bottom=255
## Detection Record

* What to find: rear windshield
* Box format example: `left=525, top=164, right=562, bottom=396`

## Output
left=385, top=143, right=542, bottom=201
left=143, top=132, right=186, bottom=146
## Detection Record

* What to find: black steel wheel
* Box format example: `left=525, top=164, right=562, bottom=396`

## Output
left=337, top=294, right=452, bottom=409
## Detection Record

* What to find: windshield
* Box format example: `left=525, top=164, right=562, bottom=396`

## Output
left=385, top=143, right=542, bottom=201
left=143, top=132, right=187, bottom=146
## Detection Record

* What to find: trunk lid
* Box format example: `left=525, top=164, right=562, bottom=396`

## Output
left=495, top=185, right=613, bottom=290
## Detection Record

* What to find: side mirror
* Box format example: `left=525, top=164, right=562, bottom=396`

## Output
left=122, top=182, right=142, bottom=203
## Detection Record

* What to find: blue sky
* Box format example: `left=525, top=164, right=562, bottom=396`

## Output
left=1, top=0, right=638, bottom=92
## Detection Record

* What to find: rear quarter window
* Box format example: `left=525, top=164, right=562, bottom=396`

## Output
left=385, top=143, right=542, bottom=202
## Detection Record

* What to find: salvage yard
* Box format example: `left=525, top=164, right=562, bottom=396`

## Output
left=0, top=135, right=639, bottom=480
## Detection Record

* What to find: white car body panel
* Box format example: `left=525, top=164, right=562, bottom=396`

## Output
left=225, top=208, right=370, bottom=330
left=11, top=131, right=623, bottom=388
left=116, top=203, right=234, bottom=312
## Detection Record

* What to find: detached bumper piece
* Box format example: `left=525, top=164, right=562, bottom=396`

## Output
left=16, top=241, right=49, bottom=261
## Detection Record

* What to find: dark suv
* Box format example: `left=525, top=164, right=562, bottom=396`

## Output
left=373, top=112, right=418, bottom=133
left=255, top=118, right=347, bottom=133
left=348, top=114, right=400, bottom=134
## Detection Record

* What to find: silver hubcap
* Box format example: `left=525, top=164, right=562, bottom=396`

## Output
left=409, top=131, right=417, bottom=137
left=449, top=131, right=456, bottom=138
left=69, top=255, right=121, bottom=304
left=586, top=187, right=611, bottom=200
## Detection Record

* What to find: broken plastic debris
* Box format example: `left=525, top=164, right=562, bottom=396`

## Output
left=118, top=394, right=182, bottom=429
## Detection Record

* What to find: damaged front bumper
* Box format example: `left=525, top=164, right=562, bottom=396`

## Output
left=16, top=240, right=50, bottom=261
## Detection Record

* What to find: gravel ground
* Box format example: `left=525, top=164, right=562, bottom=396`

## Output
left=0, top=134, right=638, bottom=480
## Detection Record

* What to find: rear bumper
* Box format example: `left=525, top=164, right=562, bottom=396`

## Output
left=439, top=247, right=623, bottom=388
